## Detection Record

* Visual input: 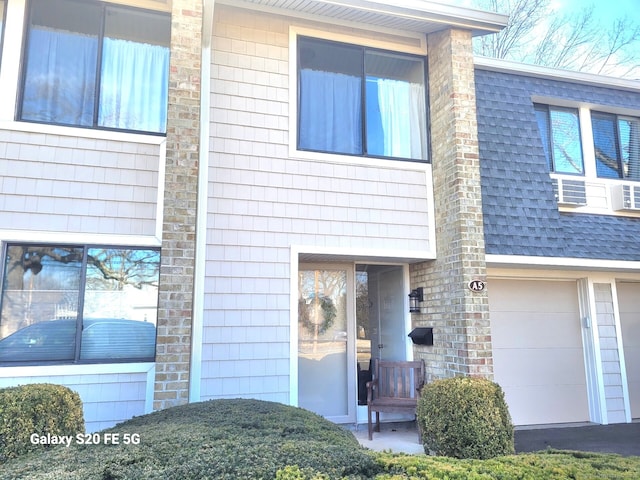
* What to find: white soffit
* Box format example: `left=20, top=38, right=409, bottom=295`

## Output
left=220, top=0, right=508, bottom=36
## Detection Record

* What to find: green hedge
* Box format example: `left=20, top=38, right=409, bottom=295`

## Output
left=274, top=451, right=640, bottom=480
left=417, top=376, right=514, bottom=459
left=374, top=450, right=640, bottom=479
left=0, top=398, right=378, bottom=479
left=4, top=397, right=640, bottom=479
left=0, top=383, right=85, bottom=463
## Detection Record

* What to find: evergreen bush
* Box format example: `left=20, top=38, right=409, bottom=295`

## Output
left=417, top=376, right=514, bottom=459
left=0, top=398, right=378, bottom=479
left=0, top=383, right=85, bottom=463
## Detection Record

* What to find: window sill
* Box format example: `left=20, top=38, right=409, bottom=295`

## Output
left=552, top=173, right=640, bottom=218
left=290, top=147, right=431, bottom=172
left=0, top=362, right=155, bottom=377
left=0, top=120, right=166, bottom=145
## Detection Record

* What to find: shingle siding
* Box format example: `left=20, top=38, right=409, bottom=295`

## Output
left=475, top=67, right=640, bottom=260
left=0, top=130, right=160, bottom=236
left=201, top=5, right=436, bottom=403
left=0, top=369, right=152, bottom=433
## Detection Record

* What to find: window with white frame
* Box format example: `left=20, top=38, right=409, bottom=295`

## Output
left=591, top=112, right=640, bottom=180
left=19, top=0, right=170, bottom=134
left=0, top=244, right=160, bottom=365
left=297, top=36, right=428, bottom=161
left=534, top=104, right=585, bottom=175
left=535, top=101, right=640, bottom=213
left=535, top=103, right=640, bottom=182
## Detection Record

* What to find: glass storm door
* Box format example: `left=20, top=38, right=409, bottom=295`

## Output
left=376, top=266, right=406, bottom=361
left=298, top=265, right=355, bottom=423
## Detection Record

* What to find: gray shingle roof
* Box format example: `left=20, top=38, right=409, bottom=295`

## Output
left=474, top=67, right=640, bottom=261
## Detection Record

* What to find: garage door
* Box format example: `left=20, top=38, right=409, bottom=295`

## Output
left=490, top=279, right=589, bottom=425
left=618, top=282, right=640, bottom=419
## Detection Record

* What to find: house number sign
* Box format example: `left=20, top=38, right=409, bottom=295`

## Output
left=468, top=279, right=486, bottom=292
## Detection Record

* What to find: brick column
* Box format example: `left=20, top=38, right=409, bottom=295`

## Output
left=154, top=0, right=203, bottom=410
left=411, top=28, right=492, bottom=381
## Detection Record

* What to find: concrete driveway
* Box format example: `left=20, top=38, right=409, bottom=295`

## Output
left=515, top=422, right=640, bottom=457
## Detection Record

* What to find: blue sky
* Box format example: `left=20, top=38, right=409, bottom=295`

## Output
left=556, top=0, right=638, bottom=23
left=448, top=0, right=638, bottom=22
left=445, top=0, right=640, bottom=77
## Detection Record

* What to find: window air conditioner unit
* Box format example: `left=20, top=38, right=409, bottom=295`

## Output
left=552, top=178, right=587, bottom=207
left=611, top=184, right=640, bottom=211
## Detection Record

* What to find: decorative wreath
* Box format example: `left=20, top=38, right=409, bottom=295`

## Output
left=298, top=295, right=337, bottom=335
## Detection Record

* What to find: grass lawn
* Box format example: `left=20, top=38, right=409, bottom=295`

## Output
left=1, top=399, right=639, bottom=479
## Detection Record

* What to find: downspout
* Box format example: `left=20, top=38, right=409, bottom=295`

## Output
left=189, top=0, right=214, bottom=403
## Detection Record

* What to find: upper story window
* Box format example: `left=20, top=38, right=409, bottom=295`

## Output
left=0, top=244, right=160, bottom=365
left=591, top=112, right=640, bottom=180
left=19, top=0, right=170, bottom=134
left=297, top=36, right=428, bottom=161
left=534, top=104, right=584, bottom=175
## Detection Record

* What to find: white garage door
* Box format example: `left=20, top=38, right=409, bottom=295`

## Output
left=618, top=282, right=640, bottom=419
left=490, top=279, right=589, bottom=425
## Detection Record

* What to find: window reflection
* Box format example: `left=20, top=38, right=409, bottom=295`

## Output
left=535, top=104, right=584, bottom=175
left=0, top=244, right=160, bottom=364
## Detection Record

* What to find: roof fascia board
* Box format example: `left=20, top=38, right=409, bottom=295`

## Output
left=217, top=0, right=508, bottom=36
left=486, top=254, right=640, bottom=273
left=318, top=0, right=508, bottom=34
left=475, top=56, right=640, bottom=93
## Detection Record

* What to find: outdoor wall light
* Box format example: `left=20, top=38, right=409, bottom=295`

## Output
left=408, top=287, right=424, bottom=313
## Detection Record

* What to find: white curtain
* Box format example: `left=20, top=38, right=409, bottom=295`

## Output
left=376, top=79, right=427, bottom=160
left=299, top=69, right=362, bottom=154
left=22, top=29, right=98, bottom=126
left=99, top=38, right=169, bottom=133
left=22, top=30, right=169, bottom=133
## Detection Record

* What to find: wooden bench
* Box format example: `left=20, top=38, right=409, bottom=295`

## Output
left=366, top=359, right=425, bottom=440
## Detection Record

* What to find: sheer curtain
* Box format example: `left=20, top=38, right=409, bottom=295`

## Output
left=22, top=30, right=169, bottom=133
left=99, top=38, right=169, bottom=133
left=375, top=79, right=427, bottom=160
left=298, top=69, right=362, bottom=154
left=22, top=29, right=98, bottom=126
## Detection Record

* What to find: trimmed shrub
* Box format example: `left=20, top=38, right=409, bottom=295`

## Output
left=375, top=450, right=640, bottom=479
left=417, top=376, right=514, bottom=459
left=0, top=383, right=85, bottom=463
left=0, top=398, right=378, bottom=479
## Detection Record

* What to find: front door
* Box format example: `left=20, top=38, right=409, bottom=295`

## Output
left=298, top=265, right=355, bottom=423
left=375, top=266, right=407, bottom=361
left=297, top=263, right=408, bottom=424
left=356, top=264, right=408, bottom=422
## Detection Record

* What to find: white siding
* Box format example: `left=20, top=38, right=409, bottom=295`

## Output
left=618, top=282, right=640, bottom=419
left=490, top=279, right=589, bottom=425
left=200, top=6, right=434, bottom=403
left=0, top=129, right=161, bottom=236
left=0, top=365, right=154, bottom=432
left=593, top=283, right=626, bottom=423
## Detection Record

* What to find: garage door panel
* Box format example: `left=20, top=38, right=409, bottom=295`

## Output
left=491, top=313, right=583, bottom=349
left=489, top=281, right=579, bottom=313
left=503, top=385, right=591, bottom=425
left=490, top=279, right=589, bottom=426
left=493, top=348, right=586, bottom=387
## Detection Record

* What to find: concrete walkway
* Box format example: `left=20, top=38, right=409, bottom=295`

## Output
left=350, top=421, right=640, bottom=457
left=350, top=422, right=424, bottom=454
